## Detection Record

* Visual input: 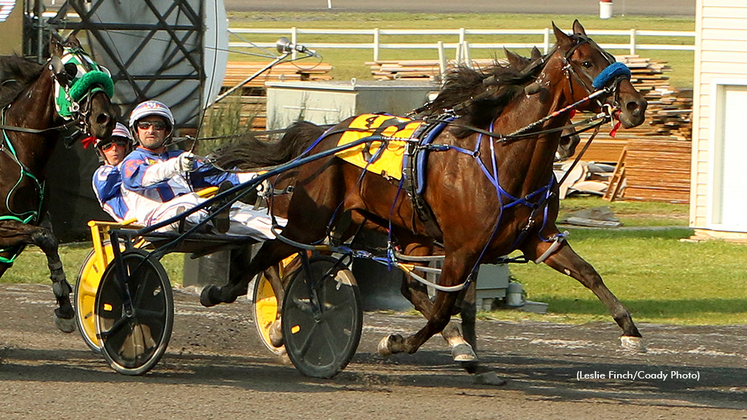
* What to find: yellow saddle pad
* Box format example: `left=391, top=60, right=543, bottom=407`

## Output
left=335, top=114, right=425, bottom=180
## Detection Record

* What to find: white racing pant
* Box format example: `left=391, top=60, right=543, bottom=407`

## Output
left=145, top=193, right=286, bottom=241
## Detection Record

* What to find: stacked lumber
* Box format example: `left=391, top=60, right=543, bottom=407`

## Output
left=605, top=139, right=691, bottom=204
left=367, top=59, right=502, bottom=81
left=369, top=55, right=693, bottom=140
left=222, top=61, right=333, bottom=89
left=615, top=56, right=692, bottom=140
left=209, top=61, right=333, bottom=131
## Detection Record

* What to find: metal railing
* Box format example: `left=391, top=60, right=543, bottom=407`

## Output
left=228, top=27, right=695, bottom=62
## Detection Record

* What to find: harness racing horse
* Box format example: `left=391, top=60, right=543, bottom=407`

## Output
left=0, top=34, right=116, bottom=332
left=202, top=20, right=647, bottom=378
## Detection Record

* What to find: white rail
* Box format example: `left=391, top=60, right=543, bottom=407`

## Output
left=229, top=27, right=695, bottom=62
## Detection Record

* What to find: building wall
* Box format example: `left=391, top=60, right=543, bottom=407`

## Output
left=691, top=0, right=747, bottom=239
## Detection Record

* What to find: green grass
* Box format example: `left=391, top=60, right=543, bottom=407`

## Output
left=227, top=12, right=695, bottom=88
left=8, top=197, right=747, bottom=326
left=506, top=226, right=747, bottom=326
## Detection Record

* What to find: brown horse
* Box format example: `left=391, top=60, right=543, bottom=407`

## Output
left=0, top=34, right=116, bottom=332
left=203, top=20, right=647, bottom=376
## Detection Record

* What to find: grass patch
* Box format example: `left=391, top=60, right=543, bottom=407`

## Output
left=507, top=228, right=747, bottom=325
left=559, top=196, right=690, bottom=227
left=227, top=12, right=695, bottom=88
left=4, top=244, right=184, bottom=288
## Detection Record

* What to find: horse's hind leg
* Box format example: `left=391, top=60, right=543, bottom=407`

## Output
left=201, top=240, right=296, bottom=307
left=530, top=240, right=643, bottom=350
left=0, top=220, right=74, bottom=332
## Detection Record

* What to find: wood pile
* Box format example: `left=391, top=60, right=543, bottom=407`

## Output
left=209, top=61, right=333, bottom=131
left=222, top=61, right=333, bottom=89
left=368, top=55, right=693, bottom=140
left=604, top=139, right=691, bottom=204
left=367, top=59, right=499, bottom=81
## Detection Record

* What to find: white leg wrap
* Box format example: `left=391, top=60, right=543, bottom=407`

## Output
left=620, top=335, right=645, bottom=352
left=378, top=335, right=393, bottom=357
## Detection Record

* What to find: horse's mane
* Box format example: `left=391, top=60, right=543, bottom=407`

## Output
left=0, top=55, right=44, bottom=109
left=209, top=121, right=325, bottom=170
left=418, top=58, right=544, bottom=138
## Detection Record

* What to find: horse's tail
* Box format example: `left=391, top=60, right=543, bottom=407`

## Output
left=210, top=120, right=326, bottom=170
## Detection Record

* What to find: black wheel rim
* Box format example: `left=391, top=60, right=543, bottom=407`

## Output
left=96, top=250, right=173, bottom=375
left=283, top=257, right=361, bottom=378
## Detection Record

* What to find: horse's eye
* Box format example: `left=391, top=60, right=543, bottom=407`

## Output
left=582, top=61, right=593, bottom=68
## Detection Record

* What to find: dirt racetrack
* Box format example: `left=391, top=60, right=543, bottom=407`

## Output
left=1, top=283, right=745, bottom=420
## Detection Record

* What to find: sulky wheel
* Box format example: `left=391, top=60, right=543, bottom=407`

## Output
left=251, top=254, right=301, bottom=356
left=74, top=245, right=112, bottom=353
left=281, top=255, right=362, bottom=378
left=95, top=249, right=173, bottom=376
left=252, top=271, right=286, bottom=356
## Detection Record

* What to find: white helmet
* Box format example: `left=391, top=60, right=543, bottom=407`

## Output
left=128, top=100, right=175, bottom=140
left=94, top=122, right=134, bottom=162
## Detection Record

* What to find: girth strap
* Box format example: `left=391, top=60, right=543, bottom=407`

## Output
left=402, top=115, right=453, bottom=239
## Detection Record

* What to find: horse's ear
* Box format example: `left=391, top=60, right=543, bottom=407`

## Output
left=531, top=46, right=542, bottom=61
left=49, top=35, right=64, bottom=58
left=552, top=22, right=573, bottom=51
left=504, top=48, right=526, bottom=70
left=65, top=33, right=81, bottom=49
left=572, top=20, right=587, bottom=37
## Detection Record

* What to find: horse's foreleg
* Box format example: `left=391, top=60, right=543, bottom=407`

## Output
left=398, top=275, right=478, bottom=363
left=380, top=252, right=474, bottom=357
left=535, top=241, right=643, bottom=350
left=0, top=220, right=74, bottom=332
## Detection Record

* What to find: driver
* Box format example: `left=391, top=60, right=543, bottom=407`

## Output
left=91, top=122, right=135, bottom=222
left=120, top=100, right=282, bottom=238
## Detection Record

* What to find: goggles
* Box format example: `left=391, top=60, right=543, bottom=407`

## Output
left=137, top=120, right=167, bottom=131
left=100, top=139, right=128, bottom=152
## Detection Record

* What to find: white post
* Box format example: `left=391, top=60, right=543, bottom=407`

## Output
left=291, top=27, right=298, bottom=60
left=463, top=41, right=472, bottom=68
left=599, top=0, right=613, bottom=19
left=438, top=41, right=446, bottom=84
left=327, top=0, right=332, bottom=8
left=543, top=28, right=551, bottom=54
left=373, top=28, right=380, bottom=62
left=629, top=28, right=636, bottom=55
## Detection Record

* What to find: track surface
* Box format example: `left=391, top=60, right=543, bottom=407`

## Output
left=1, top=283, right=745, bottom=419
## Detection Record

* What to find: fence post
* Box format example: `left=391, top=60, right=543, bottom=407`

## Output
left=373, top=28, right=380, bottom=62
left=629, top=28, right=636, bottom=55
left=438, top=41, right=446, bottom=83
left=463, top=41, right=472, bottom=68
left=291, top=27, right=298, bottom=60
left=458, top=28, right=466, bottom=62
left=543, top=28, right=551, bottom=54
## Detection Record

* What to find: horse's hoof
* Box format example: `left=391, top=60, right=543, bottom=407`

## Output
left=474, top=371, right=507, bottom=386
left=269, top=320, right=284, bottom=347
left=620, top=335, right=646, bottom=352
left=55, top=316, right=76, bottom=333
left=378, top=335, right=394, bottom=357
left=200, top=285, right=219, bottom=307
left=452, top=342, right=477, bottom=362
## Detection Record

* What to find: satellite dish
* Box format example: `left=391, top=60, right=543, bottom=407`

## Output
left=203, top=0, right=228, bottom=109
left=57, top=0, right=228, bottom=128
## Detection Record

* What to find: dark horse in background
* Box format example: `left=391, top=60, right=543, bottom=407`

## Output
left=0, top=34, right=116, bottom=332
left=206, top=20, right=647, bottom=379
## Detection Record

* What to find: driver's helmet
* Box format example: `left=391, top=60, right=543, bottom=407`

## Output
left=94, top=122, right=134, bottom=162
left=128, top=100, right=175, bottom=141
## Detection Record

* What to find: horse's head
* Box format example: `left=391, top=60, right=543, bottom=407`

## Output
left=549, top=20, right=647, bottom=129
left=49, top=34, right=116, bottom=141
